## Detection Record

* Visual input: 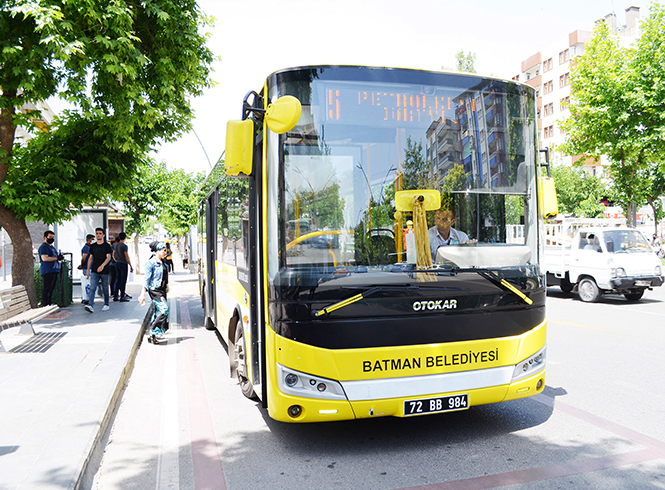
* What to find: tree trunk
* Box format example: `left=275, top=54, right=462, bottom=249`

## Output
left=626, top=202, right=636, bottom=228
left=0, top=203, right=37, bottom=306
left=648, top=200, right=659, bottom=238
left=133, top=233, right=141, bottom=274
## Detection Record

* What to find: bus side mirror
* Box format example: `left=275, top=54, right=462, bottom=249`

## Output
left=225, top=120, right=254, bottom=176
left=264, top=95, right=302, bottom=134
left=538, top=176, right=558, bottom=219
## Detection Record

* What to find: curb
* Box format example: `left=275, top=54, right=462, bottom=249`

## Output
left=75, top=308, right=151, bottom=490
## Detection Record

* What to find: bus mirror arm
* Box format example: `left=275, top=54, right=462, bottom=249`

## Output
left=241, top=91, right=302, bottom=135
left=539, top=147, right=551, bottom=177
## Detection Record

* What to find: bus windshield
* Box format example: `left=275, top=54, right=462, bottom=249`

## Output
left=267, top=67, right=540, bottom=287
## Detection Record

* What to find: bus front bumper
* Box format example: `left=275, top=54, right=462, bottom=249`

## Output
left=267, top=368, right=546, bottom=423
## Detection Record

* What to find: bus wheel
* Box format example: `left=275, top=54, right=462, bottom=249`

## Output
left=624, top=289, right=644, bottom=301
left=234, top=325, right=256, bottom=399
left=578, top=278, right=601, bottom=303
left=202, top=287, right=215, bottom=330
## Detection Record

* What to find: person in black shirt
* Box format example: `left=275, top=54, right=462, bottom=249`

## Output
left=38, top=230, right=63, bottom=306
left=84, top=228, right=113, bottom=313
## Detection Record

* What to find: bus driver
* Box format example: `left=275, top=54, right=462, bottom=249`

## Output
left=429, top=207, right=470, bottom=260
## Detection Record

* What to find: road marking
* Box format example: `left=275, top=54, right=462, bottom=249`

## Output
left=180, top=295, right=228, bottom=490
left=156, top=295, right=180, bottom=490
left=398, top=394, right=665, bottom=490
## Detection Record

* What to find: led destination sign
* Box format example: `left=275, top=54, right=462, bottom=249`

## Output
left=324, top=84, right=477, bottom=126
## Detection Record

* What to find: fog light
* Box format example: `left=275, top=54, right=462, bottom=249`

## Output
left=537, top=379, right=543, bottom=390
left=288, top=405, right=302, bottom=418
left=285, top=373, right=298, bottom=387
left=317, top=383, right=327, bottom=392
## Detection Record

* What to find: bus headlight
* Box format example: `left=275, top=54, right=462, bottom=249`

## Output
left=656, top=266, right=662, bottom=276
left=277, top=364, right=348, bottom=401
left=512, top=347, right=546, bottom=382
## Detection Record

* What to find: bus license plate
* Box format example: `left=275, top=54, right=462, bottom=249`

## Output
left=635, top=280, right=651, bottom=287
left=404, top=394, right=469, bottom=416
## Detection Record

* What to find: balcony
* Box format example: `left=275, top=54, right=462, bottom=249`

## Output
left=569, top=30, right=591, bottom=47
left=521, top=52, right=542, bottom=73
left=525, top=75, right=542, bottom=89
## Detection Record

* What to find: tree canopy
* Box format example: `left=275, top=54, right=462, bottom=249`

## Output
left=551, top=164, right=609, bottom=218
left=0, top=0, right=215, bottom=303
left=558, top=4, right=665, bottom=226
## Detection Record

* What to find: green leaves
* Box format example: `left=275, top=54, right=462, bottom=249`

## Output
left=1, top=0, right=215, bottom=226
left=121, top=161, right=204, bottom=237
left=559, top=4, right=665, bottom=222
left=551, top=165, right=608, bottom=218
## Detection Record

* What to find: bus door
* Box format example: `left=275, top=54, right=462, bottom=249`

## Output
left=205, top=191, right=217, bottom=328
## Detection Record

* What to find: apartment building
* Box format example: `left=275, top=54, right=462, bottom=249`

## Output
left=513, top=7, right=641, bottom=176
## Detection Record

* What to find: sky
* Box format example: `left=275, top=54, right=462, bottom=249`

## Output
left=153, top=0, right=656, bottom=175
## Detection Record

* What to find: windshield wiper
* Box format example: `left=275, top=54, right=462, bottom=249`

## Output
left=452, top=267, right=534, bottom=305
left=314, top=287, right=381, bottom=317
left=313, top=284, right=461, bottom=317
left=313, top=269, right=533, bottom=317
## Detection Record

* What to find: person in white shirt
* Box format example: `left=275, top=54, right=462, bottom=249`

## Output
left=428, top=208, right=470, bottom=260
left=584, top=234, right=600, bottom=251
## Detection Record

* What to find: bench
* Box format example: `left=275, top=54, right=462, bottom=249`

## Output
left=0, top=285, right=59, bottom=352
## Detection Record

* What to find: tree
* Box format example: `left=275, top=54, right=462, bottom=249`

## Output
left=443, top=50, right=476, bottom=73
left=122, top=161, right=171, bottom=273
left=558, top=4, right=665, bottom=227
left=551, top=165, right=607, bottom=218
left=159, top=168, right=205, bottom=237
left=402, top=137, right=430, bottom=190
left=0, top=1, right=214, bottom=304
left=631, top=162, right=665, bottom=237
left=455, top=50, right=476, bottom=73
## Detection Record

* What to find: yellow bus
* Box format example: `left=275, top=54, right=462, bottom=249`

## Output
left=199, top=65, right=558, bottom=422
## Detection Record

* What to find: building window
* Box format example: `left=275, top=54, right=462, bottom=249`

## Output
left=543, top=102, right=554, bottom=117
left=559, top=73, right=570, bottom=88
left=559, top=49, right=569, bottom=64
left=543, top=58, right=553, bottom=72
left=544, top=125, right=554, bottom=138
left=543, top=80, right=554, bottom=94
left=560, top=96, right=570, bottom=111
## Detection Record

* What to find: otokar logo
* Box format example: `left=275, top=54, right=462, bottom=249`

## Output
left=413, top=299, right=457, bottom=311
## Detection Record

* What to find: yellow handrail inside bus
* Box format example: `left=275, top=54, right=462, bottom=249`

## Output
left=286, top=230, right=352, bottom=251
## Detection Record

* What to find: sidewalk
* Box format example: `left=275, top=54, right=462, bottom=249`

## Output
left=0, top=281, right=148, bottom=490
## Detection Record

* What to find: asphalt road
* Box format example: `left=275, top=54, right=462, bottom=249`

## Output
left=90, top=275, right=665, bottom=490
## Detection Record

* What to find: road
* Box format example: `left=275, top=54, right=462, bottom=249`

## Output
left=90, top=274, right=665, bottom=490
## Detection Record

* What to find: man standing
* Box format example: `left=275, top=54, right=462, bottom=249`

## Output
left=39, top=230, right=63, bottom=306
left=85, top=228, right=112, bottom=313
left=113, top=232, right=133, bottom=302
left=78, top=234, right=94, bottom=270
left=78, top=234, right=94, bottom=305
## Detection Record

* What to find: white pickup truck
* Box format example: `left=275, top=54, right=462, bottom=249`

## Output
left=544, top=218, right=664, bottom=302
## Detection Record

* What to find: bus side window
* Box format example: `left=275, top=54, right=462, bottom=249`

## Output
left=226, top=178, right=250, bottom=269
left=217, top=186, right=231, bottom=266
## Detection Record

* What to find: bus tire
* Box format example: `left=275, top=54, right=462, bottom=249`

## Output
left=578, top=278, right=601, bottom=303
left=202, top=286, right=216, bottom=330
left=624, top=289, right=644, bottom=301
left=234, top=324, right=256, bottom=399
